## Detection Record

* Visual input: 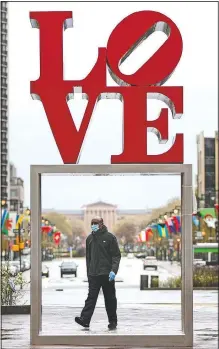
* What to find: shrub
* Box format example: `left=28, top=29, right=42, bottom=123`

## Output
left=71, top=248, right=85, bottom=257
left=151, top=276, right=159, bottom=288
left=72, top=250, right=77, bottom=257
left=193, top=265, right=218, bottom=287
left=161, top=276, right=181, bottom=288
left=1, top=262, right=29, bottom=306
left=160, top=265, right=218, bottom=288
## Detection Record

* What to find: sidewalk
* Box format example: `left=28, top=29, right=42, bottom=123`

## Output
left=2, top=303, right=218, bottom=348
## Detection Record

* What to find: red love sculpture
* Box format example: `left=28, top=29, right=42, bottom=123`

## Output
left=30, top=10, right=184, bottom=164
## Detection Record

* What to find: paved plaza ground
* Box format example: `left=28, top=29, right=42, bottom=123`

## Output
left=2, top=258, right=218, bottom=348
left=2, top=301, right=218, bottom=348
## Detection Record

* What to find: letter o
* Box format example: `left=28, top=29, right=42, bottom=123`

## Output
left=106, top=11, right=183, bottom=86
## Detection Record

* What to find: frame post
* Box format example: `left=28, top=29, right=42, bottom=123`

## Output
left=30, top=168, right=42, bottom=345
left=181, top=166, right=193, bottom=346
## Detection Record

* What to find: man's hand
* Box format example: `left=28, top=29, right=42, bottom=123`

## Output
left=109, top=271, right=115, bottom=282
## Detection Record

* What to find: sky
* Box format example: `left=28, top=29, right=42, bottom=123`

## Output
left=8, top=1, right=218, bottom=209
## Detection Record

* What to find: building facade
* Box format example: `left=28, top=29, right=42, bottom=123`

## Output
left=43, top=201, right=151, bottom=234
left=1, top=2, right=9, bottom=205
left=83, top=201, right=117, bottom=233
left=9, top=163, right=24, bottom=212
left=197, top=131, right=218, bottom=208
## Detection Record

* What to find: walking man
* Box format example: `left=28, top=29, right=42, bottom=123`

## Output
left=75, top=217, right=121, bottom=330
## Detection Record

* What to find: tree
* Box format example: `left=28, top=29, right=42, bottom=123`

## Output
left=139, top=219, right=150, bottom=231
left=44, top=212, right=73, bottom=247
left=114, top=219, right=137, bottom=244
left=43, top=213, right=85, bottom=246
left=71, top=219, right=86, bottom=245
left=44, top=212, right=73, bottom=236
left=139, top=197, right=181, bottom=227
left=1, top=263, right=29, bottom=305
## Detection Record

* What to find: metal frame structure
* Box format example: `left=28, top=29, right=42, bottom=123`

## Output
left=30, top=164, right=193, bottom=348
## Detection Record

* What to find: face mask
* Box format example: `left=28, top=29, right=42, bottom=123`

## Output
left=91, top=224, right=99, bottom=232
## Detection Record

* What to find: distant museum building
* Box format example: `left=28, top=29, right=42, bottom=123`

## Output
left=43, top=201, right=151, bottom=234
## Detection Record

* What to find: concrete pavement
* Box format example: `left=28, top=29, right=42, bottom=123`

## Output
left=2, top=303, right=218, bottom=348
left=2, top=257, right=217, bottom=348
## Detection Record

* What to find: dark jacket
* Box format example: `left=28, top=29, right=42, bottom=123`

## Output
left=86, top=225, right=121, bottom=277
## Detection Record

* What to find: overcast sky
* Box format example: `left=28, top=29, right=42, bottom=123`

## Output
left=8, top=2, right=218, bottom=209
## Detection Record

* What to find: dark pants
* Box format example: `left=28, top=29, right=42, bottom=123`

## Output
left=81, top=275, right=117, bottom=324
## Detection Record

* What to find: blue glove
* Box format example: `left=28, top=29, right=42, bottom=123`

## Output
left=109, top=271, right=115, bottom=282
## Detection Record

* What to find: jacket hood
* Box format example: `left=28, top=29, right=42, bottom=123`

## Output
left=99, top=224, right=108, bottom=233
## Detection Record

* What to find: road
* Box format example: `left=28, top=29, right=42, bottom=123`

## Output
left=22, top=256, right=181, bottom=288
left=21, top=256, right=184, bottom=305
left=20, top=257, right=217, bottom=306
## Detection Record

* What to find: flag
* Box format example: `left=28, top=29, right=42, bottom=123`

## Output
left=47, top=227, right=53, bottom=236
left=53, top=231, right=61, bottom=245
left=145, top=228, right=153, bottom=241
left=164, top=219, right=171, bottom=234
left=1, top=209, right=8, bottom=229
left=41, top=225, right=53, bottom=234
left=139, top=230, right=146, bottom=242
left=5, top=219, right=12, bottom=230
left=139, top=228, right=153, bottom=242
left=176, top=216, right=181, bottom=233
left=172, top=216, right=180, bottom=233
left=137, top=235, right=141, bottom=243
left=157, top=224, right=169, bottom=238
left=167, top=217, right=176, bottom=234
left=1, top=211, right=10, bottom=235
left=16, top=214, right=24, bottom=229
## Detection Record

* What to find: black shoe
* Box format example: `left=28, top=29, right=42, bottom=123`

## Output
left=108, top=322, right=117, bottom=330
left=75, top=316, right=89, bottom=328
